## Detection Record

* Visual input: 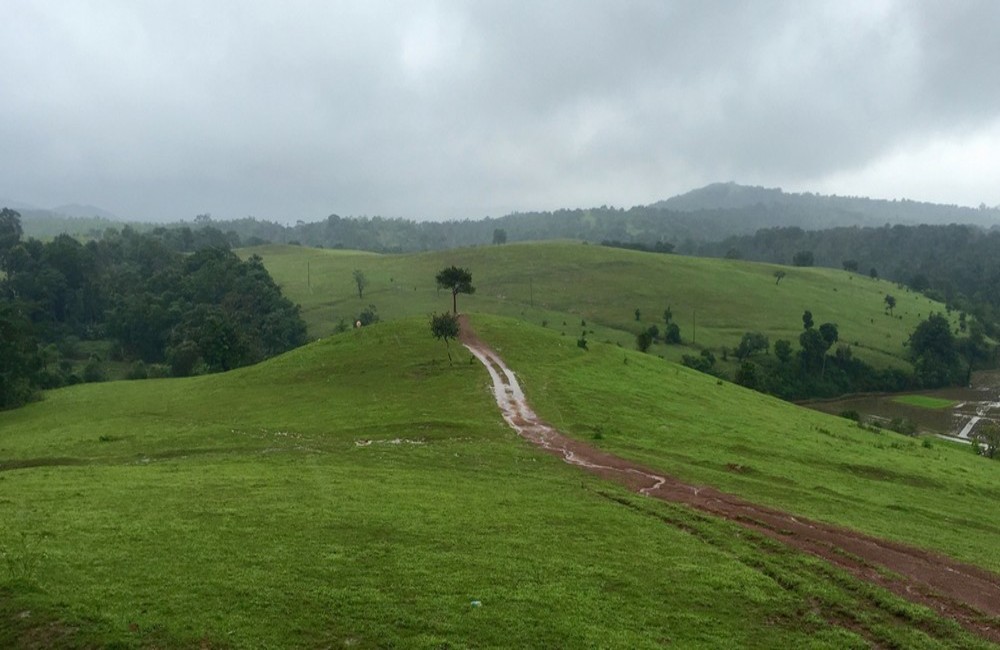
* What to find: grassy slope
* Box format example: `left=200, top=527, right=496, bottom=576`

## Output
left=249, top=241, right=954, bottom=371
left=473, top=314, right=1000, bottom=574
left=1, top=319, right=988, bottom=648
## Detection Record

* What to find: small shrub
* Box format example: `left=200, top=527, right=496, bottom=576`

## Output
left=83, top=360, right=105, bottom=383
left=147, top=364, right=171, bottom=379
left=887, top=417, right=917, bottom=436
left=127, top=361, right=148, bottom=380
left=357, top=304, right=380, bottom=326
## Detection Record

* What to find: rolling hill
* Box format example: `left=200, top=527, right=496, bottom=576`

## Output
left=247, top=241, right=957, bottom=373
left=1, top=315, right=996, bottom=647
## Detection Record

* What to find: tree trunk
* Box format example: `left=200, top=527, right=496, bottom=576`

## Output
left=452, top=289, right=457, bottom=314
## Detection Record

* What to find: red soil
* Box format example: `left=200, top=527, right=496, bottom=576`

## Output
left=459, top=316, right=1000, bottom=643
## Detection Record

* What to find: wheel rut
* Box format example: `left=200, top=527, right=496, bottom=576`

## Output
left=458, top=316, right=1000, bottom=644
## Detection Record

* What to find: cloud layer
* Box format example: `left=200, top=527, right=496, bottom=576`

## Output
left=3, top=1, right=999, bottom=221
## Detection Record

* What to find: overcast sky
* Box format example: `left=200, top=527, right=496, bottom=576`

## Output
left=3, top=1, right=999, bottom=223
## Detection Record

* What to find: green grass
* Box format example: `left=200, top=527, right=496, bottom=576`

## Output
left=892, top=395, right=958, bottom=410
left=1, top=318, right=991, bottom=648
left=472, top=314, right=1000, bottom=575
left=248, top=241, right=957, bottom=371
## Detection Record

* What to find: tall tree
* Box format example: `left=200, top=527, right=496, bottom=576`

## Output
left=909, top=313, right=961, bottom=387
left=353, top=269, right=369, bottom=299
left=435, top=266, right=475, bottom=314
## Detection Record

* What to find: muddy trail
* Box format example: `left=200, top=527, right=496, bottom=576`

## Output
left=458, top=317, right=1000, bottom=644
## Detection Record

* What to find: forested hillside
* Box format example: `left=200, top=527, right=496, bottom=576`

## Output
left=697, top=224, right=1000, bottom=337
left=0, top=209, right=306, bottom=409
left=19, top=183, right=999, bottom=254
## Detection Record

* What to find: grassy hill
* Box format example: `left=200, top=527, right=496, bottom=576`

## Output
left=1, top=316, right=996, bottom=647
left=248, top=241, right=954, bottom=371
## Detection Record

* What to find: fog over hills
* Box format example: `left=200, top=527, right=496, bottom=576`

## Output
left=656, top=182, right=1000, bottom=229
left=8, top=182, right=1000, bottom=239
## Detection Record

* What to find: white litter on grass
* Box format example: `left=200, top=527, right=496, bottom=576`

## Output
left=354, top=438, right=426, bottom=447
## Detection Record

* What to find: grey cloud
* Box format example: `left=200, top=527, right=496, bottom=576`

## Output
left=1, top=1, right=998, bottom=222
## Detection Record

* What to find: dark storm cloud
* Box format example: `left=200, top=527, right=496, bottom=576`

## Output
left=1, top=1, right=998, bottom=222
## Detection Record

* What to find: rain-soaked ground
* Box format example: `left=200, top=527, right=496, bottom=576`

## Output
left=802, top=370, right=1000, bottom=444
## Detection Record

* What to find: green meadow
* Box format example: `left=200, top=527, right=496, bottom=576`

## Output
left=248, top=241, right=953, bottom=370
left=892, top=395, right=958, bottom=410
left=1, top=242, right=995, bottom=648
left=473, top=315, right=1000, bottom=574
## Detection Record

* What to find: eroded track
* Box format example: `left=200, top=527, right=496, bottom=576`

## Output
left=459, top=317, right=1000, bottom=643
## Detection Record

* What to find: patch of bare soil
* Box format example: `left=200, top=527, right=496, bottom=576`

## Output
left=458, top=316, right=1000, bottom=644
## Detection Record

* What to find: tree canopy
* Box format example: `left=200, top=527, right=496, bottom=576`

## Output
left=430, top=312, right=461, bottom=363
left=435, top=266, right=475, bottom=314
left=0, top=224, right=307, bottom=408
left=909, top=313, right=962, bottom=387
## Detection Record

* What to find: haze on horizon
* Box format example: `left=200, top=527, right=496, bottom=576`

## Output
left=3, top=1, right=999, bottom=224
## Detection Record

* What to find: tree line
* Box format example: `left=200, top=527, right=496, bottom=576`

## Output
left=671, top=309, right=989, bottom=400
left=0, top=208, right=306, bottom=410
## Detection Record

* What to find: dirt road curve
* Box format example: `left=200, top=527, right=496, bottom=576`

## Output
left=458, top=317, right=1000, bottom=643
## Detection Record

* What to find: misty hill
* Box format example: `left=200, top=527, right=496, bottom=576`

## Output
left=51, top=202, right=119, bottom=220
left=9, top=182, right=1000, bottom=251
left=658, top=182, right=1000, bottom=229
left=183, top=184, right=1000, bottom=253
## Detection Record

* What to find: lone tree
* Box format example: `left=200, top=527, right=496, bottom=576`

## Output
left=435, top=266, right=475, bottom=314
left=884, top=294, right=896, bottom=316
left=773, top=270, right=786, bottom=285
left=353, top=269, right=369, bottom=299
left=909, top=313, right=961, bottom=387
left=430, top=312, right=460, bottom=364
left=492, top=228, right=507, bottom=245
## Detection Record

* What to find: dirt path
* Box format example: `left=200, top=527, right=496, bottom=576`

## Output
left=458, top=316, right=1000, bottom=644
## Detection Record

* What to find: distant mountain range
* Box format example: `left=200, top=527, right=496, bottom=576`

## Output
left=6, top=183, right=999, bottom=245
left=0, top=199, right=119, bottom=220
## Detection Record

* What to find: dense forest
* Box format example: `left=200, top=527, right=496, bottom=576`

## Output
left=0, top=208, right=306, bottom=410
